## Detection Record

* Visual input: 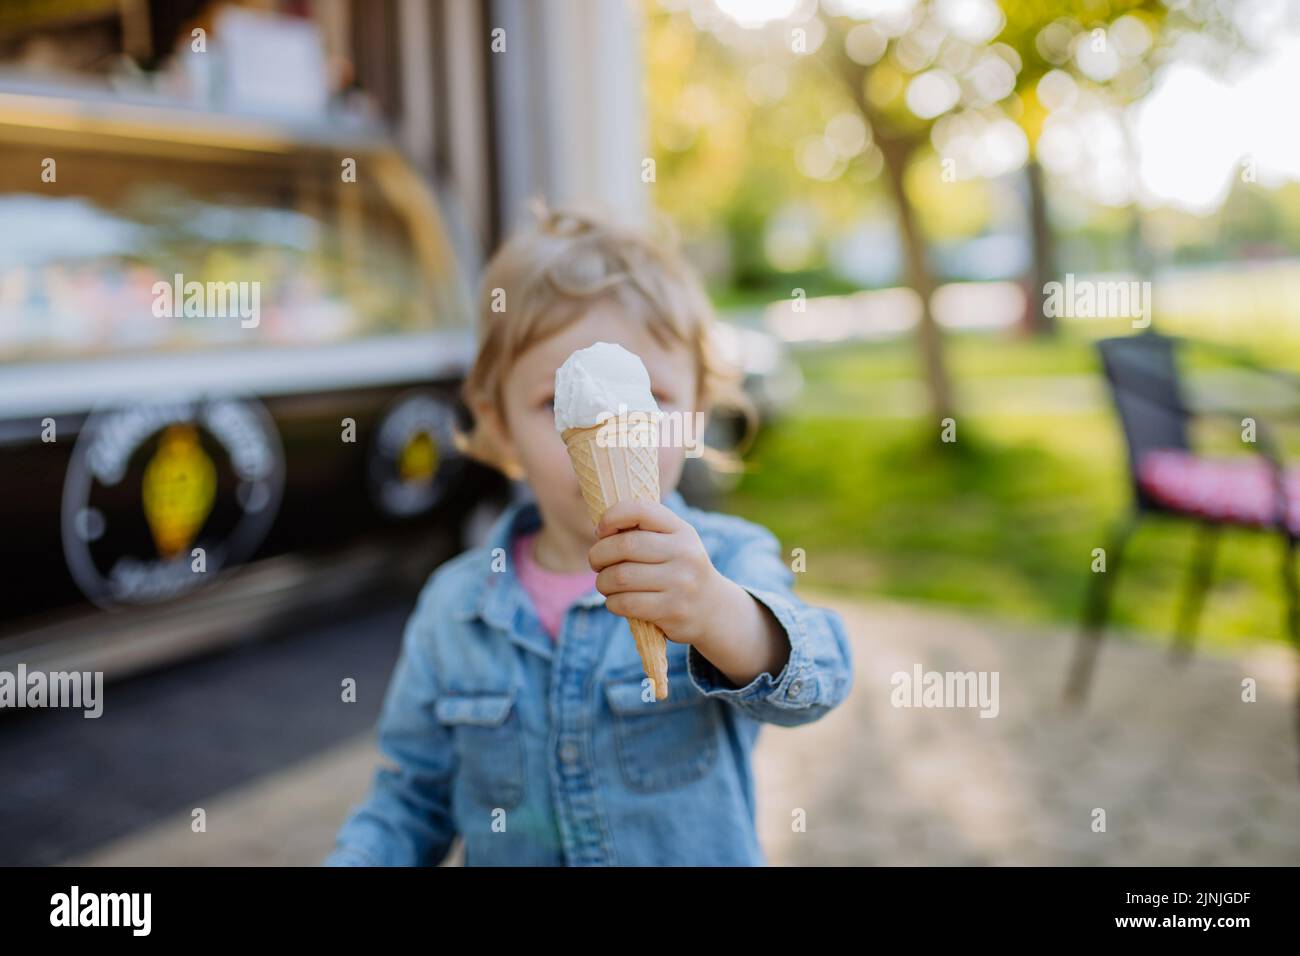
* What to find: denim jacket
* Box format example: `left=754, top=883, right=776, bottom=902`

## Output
left=324, top=490, right=853, bottom=866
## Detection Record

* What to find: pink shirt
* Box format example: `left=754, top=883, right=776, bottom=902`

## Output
left=512, top=531, right=598, bottom=640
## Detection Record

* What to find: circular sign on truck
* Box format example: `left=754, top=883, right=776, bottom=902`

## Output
left=61, top=396, right=285, bottom=607
left=368, top=392, right=458, bottom=518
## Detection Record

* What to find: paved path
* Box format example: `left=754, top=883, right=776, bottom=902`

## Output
left=74, top=594, right=1299, bottom=866
left=1, top=603, right=405, bottom=866
left=754, top=597, right=1299, bottom=865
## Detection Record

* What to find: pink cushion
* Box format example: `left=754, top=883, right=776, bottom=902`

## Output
left=1137, top=449, right=1300, bottom=530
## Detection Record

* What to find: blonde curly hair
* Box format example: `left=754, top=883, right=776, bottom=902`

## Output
left=457, top=198, right=750, bottom=478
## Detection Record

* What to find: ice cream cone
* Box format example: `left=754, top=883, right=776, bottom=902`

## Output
left=563, top=420, right=669, bottom=700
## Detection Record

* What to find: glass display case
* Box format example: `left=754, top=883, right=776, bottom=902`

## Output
left=0, top=81, right=504, bottom=673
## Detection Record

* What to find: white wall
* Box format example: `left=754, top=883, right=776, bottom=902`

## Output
left=490, top=0, right=650, bottom=234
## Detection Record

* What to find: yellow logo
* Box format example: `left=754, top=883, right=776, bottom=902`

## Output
left=398, top=431, right=438, bottom=484
left=141, top=424, right=217, bottom=559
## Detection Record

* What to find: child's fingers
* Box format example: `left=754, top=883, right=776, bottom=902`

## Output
left=595, top=561, right=669, bottom=596
left=605, top=590, right=669, bottom=622
left=588, top=530, right=675, bottom=571
left=595, top=499, right=679, bottom=539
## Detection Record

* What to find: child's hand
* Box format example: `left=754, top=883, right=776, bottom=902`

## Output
left=588, top=499, right=728, bottom=646
left=589, top=500, right=792, bottom=687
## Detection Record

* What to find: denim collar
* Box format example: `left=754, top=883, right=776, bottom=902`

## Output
left=455, top=488, right=692, bottom=656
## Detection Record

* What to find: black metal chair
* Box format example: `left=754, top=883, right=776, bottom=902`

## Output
left=1064, top=331, right=1300, bottom=712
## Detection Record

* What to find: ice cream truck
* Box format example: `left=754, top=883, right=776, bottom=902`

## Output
left=0, top=76, right=507, bottom=681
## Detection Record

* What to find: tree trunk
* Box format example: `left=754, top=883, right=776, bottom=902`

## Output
left=1023, top=158, right=1057, bottom=336
left=877, top=134, right=956, bottom=422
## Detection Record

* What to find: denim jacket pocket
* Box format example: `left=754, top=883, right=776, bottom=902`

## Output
left=435, top=691, right=525, bottom=811
left=603, top=667, right=720, bottom=793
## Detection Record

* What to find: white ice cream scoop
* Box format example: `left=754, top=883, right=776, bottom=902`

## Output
left=553, top=342, right=661, bottom=432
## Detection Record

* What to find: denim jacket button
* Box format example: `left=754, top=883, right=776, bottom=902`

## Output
left=788, top=679, right=803, bottom=697
left=559, top=741, right=580, bottom=765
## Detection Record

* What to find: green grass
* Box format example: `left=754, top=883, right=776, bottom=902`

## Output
left=790, top=322, right=1282, bottom=384
left=726, top=330, right=1300, bottom=648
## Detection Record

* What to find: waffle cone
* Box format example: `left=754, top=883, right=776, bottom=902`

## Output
left=563, top=420, right=669, bottom=700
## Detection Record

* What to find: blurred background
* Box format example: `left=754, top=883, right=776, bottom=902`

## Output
left=1, top=0, right=1298, bottom=866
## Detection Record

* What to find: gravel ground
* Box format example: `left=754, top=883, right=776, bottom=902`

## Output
left=63, top=592, right=1300, bottom=866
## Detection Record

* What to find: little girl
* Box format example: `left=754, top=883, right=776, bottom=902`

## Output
left=325, top=203, right=853, bottom=866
